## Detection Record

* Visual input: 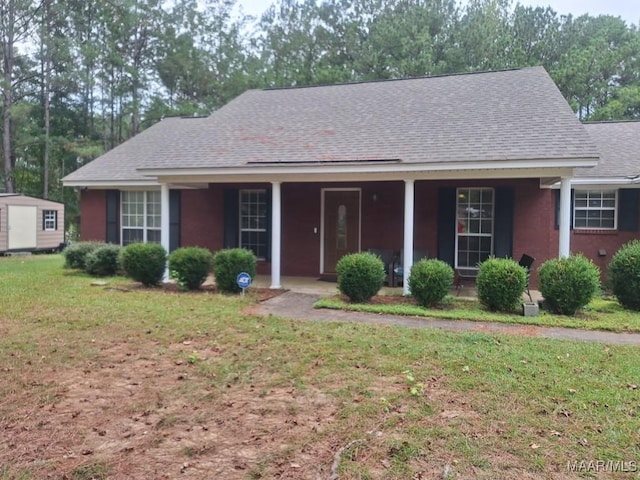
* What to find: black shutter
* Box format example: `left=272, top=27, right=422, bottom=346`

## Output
left=42, top=211, right=45, bottom=230
left=223, top=189, right=239, bottom=249
left=493, top=187, right=514, bottom=258
left=618, top=189, right=639, bottom=232
left=554, top=189, right=574, bottom=230
left=437, top=187, right=456, bottom=267
left=54, top=210, right=58, bottom=230
left=265, top=188, right=272, bottom=261
left=169, top=190, right=181, bottom=251
left=106, top=190, right=120, bottom=244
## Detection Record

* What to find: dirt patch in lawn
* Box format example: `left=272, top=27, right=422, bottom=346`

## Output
left=0, top=340, right=337, bottom=479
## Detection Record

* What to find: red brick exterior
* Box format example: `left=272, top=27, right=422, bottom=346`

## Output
left=180, top=186, right=220, bottom=251
left=79, top=181, right=639, bottom=285
left=79, top=189, right=107, bottom=241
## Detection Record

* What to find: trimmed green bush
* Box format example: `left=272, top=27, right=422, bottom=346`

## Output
left=538, top=255, right=600, bottom=315
left=85, top=244, right=122, bottom=277
left=169, top=247, right=214, bottom=291
left=336, top=252, right=385, bottom=303
left=408, top=259, right=454, bottom=307
left=476, top=257, right=527, bottom=312
left=212, top=248, right=257, bottom=293
left=119, top=242, right=167, bottom=287
left=63, top=242, right=105, bottom=270
left=608, top=240, right=640, bottom=310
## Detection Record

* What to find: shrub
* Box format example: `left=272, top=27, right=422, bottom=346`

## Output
left=212, top=248, right=257, bottom=293
left=476, top=257, right=527, bottom=312
left=119, top=242, right=167, bottom=287
left=608, top=240, right=640, bottom=310
left=85, top=244, right=122, bottom=277
left=538, top=255, right=600, bottom=315
left=168, top=247, right=214, bottom=291
left=336, top=252, right=385, bottom=303
left=408, top=259, right=454, bottom=307
left=63, top=242, right=105, bottom=270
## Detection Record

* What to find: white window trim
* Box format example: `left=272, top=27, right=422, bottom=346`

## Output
left=120, top=190, right=161, bottom=244
left=573, top=189, right=617, bottom=230
left=239, top=189, right=268, bottom=260
left=454, top=187, right=495, bottom=269
left=44, top=210, right=57, bottom=231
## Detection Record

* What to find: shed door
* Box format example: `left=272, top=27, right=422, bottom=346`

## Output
left=8, top=205, right=37, bottom=250
left=323, top=190, right=360, bottom=275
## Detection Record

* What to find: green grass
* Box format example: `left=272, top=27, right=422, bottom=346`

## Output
left=1, top=255, right=640, bottom=479
left=314, top=294, right=640, bottom=332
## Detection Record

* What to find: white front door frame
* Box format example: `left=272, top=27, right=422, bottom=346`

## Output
left=320, top=188, right=362, bottom=275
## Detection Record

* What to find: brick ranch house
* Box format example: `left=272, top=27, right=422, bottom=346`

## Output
left=63, top=67, right=640, bottom=294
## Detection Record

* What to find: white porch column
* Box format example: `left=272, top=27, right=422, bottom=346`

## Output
left=160, top=183, right=171, bottom=281
left=558, top=177, right=572, bottom=258
left=270, top=181, right=282, bottom=289
left=403, top=179, right=415, bottom=295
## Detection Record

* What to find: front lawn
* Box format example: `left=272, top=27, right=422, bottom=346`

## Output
left=1, top=255, right=639, bottom=479
left=314, top=294, right=640, bottom=333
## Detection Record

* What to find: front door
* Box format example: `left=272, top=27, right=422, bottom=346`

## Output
left=323, top=190, right=360, bottom=275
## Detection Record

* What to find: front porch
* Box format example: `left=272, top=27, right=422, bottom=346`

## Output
left=156, top=176, right=575, bottom=295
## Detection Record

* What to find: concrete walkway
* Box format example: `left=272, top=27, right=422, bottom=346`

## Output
left=256, top=291, right=640, bottom=346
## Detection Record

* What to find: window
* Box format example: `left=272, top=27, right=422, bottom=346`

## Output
left=43, top=210, right=57, bottom=231
left=455, top=188, right=494, bottom=268
left=240, top=189, right=267, bottom=259
left=574, top=190, right=616, bottom=229
left=121, top=191, right=161, bottom=245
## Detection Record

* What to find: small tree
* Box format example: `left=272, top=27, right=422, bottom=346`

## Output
left=608, top=240, right=640, bottom=310
left=169, top=247, right=214, bottom=290
left=538, top=255, right=600, bottom=315
left=213, top=248, right=257, bottom=293
left=119, top=243, right=167, bottom=287
left=408, top=259, right=454, bottom=307
left=476, top=257, right=527, bottom=312
left=336, top=252, right=385, bottom=303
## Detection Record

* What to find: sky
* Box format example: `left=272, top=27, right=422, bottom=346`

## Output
left=236, top=0, right=639, bottom=25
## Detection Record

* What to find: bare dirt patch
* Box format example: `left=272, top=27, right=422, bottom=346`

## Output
left=0, top=340, right=337, bottom=479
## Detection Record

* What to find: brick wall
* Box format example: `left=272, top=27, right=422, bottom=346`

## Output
left=79, top=189, right=107, bottom=241
left=180, top=186, right=221, bottom=251
left=78, top=182, right=639, bottom=283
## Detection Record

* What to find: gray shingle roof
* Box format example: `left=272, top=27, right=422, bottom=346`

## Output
left=64, top=66, right=599, bottom=184
left=578, top=121, right=640, bottom=179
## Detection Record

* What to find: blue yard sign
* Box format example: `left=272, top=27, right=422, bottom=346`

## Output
left=236, top=272, right=252, bottom=293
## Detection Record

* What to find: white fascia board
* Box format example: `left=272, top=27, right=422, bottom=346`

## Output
left=137, top=157, right=598, bottom=178
left=549, top=177, right=640, bottom=189
left=62, top=180, right=159, bottom=188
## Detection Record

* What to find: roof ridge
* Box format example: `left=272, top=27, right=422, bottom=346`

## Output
left=263, top=66, right=537, bottom=92
left=583, top=119, right=640, bottom=124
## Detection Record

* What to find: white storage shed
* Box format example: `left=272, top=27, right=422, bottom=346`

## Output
left=0, top=194, right=65, bottom=254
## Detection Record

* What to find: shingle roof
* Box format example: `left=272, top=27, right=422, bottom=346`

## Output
left=578, top=121, right=640, bottom=179
left=64, top=66, right=599, bottom=184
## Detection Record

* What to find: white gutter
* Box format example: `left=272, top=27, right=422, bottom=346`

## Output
left=550, top=175, right=640, bottom=188
left=137, top=157, right=599, bottom=178
left=63, top=180, right=159, bottom=188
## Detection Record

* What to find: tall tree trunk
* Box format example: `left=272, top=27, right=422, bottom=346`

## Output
left=2, top=21, right=15, bottom=194
left=41, top=0, right=51, bottom=199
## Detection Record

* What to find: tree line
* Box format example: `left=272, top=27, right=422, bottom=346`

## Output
left=1, top=0, right=638, bottom=230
